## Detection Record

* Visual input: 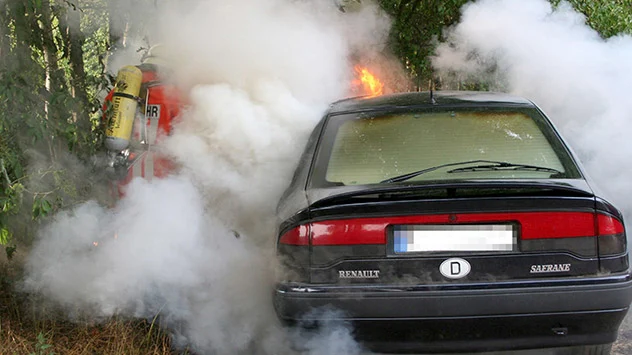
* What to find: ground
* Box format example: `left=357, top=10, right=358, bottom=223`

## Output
left=613, top=312, right=632, bottom=354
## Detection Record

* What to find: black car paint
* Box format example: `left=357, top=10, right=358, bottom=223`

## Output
left=289, top=191, right=627, bottom=283
left=275, top=275, right=632, bottom=352
left=278, top=91, right=592, bottom=222
left=274, top=91, right=632, bottom=352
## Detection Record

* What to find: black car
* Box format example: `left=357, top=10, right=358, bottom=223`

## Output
left=273, top=91, right=632, bottom=354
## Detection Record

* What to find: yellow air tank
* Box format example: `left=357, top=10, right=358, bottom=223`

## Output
left=105, top=65, right=143, bottom=152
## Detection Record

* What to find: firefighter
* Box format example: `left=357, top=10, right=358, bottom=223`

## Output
left=102, top=44, right=183, bottom=198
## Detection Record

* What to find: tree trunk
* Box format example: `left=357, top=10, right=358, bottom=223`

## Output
left=9, top=1, right=38, bottom=49
left=58, top=3, right=90, bottom=134
left=39, top=0, right=66, bottom=107
left=40, top=0, right=70, bottom=158
left=0, top=3, right=9, bottom=60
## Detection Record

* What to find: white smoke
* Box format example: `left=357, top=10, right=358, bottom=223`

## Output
left=24, top=0, right=389, bottom=353
left=433, top=0, right=632, bottom=214
left=433, top=0, right=632, bottom=345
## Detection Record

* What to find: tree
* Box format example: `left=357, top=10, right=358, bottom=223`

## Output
left=551, top=0, right=632, bottom=38
left=0, top=0, right=111, bottom=252
left=379, top=0, right=470, bottom=90
left=378, top=0, right=632, bottom=89
left=58, top=3, right=90, bottom=132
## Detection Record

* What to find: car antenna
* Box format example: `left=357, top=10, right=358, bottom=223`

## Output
left=430, top=79, right=437, bottom=104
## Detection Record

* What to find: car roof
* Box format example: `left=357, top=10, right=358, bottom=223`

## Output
left=328, top=91, right=535, bottom=114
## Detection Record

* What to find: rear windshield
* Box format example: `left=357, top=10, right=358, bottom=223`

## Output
left=312, top=107, right=581, bottom=186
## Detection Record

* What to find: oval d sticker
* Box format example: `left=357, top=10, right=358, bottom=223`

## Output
left=440, top=258, right=471, bottom=279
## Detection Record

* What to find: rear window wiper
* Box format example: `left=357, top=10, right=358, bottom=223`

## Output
left=380, top=160, right=503, bottom=183
left=380, top=160, right=563, bottom=184
left=447, top=162, right=563, bottom=175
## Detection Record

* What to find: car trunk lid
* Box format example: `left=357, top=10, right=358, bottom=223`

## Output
left=294, top=182, right=625, bottom=285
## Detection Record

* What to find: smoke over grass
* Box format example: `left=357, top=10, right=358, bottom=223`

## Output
left=433, top=0, right=632, bottom=216
left=23, top=0, right=389, bottom=353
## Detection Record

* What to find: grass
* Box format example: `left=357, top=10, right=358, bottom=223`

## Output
left=0, top=258, right=180, bottom=355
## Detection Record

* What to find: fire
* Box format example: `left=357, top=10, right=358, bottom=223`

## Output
left=353, top=66, right=384, bottom=97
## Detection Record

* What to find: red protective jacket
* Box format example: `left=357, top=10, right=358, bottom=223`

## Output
left=102, top=64, right=183, bottom=196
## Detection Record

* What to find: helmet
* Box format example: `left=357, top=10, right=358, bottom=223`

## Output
left=141, top=44, right=169, bottom=66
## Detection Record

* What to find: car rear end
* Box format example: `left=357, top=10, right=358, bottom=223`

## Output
left=274, top=92, right=632, bottom=353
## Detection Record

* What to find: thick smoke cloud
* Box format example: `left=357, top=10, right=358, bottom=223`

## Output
left=433, top=0, right=632, bottom=213
left=24, top=0, right=389, bottom=353
left=433, top=2, right=632, bottom=342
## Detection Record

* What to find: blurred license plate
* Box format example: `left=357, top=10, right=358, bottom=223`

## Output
left=393, top=225, right=515, bottom=253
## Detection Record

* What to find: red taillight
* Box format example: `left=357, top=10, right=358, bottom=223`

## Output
left=279, top=225, right=310, bottom=245
left=517, top=212, right=595, bottom=240
left=308, top=212, right=601, bottom=246
left=311, top=219, right=387, bottom=246
left=597, top=213, right=625, bottom=235
left=280, top=212, right=626, bottom=254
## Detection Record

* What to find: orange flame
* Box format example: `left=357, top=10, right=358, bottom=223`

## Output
left=353, top=66, right=384, bottom=97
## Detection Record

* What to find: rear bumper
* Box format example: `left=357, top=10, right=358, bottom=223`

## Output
left=274, top=273, right=632, bottom=352
left=347, top=311, right=627, bottom=353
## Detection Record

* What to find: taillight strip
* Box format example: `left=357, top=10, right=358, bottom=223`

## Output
left=280, top=212, right=625, bottom=247
left=309, top=212, right=608, bottom=246
left=597, top=213, right=625, bottom=235
left=279, top=225, right=310, bottom=245
left=517, top=212, right=594, bottom=240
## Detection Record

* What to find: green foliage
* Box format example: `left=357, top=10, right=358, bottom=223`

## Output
left=32, top=197, right=53, bottom=220
left=29, top=332, right=55, bottom=355
left=0, top=227, right=11, bottom=245
left=378, top=0, right=632, bottom=88
left=0, top=0, right=111, bottom=248
left=378, top=0, right=470, bottom=89
left=1, top=154, right=24, bottom=255
left=551, top=0, right=632, bottom=38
